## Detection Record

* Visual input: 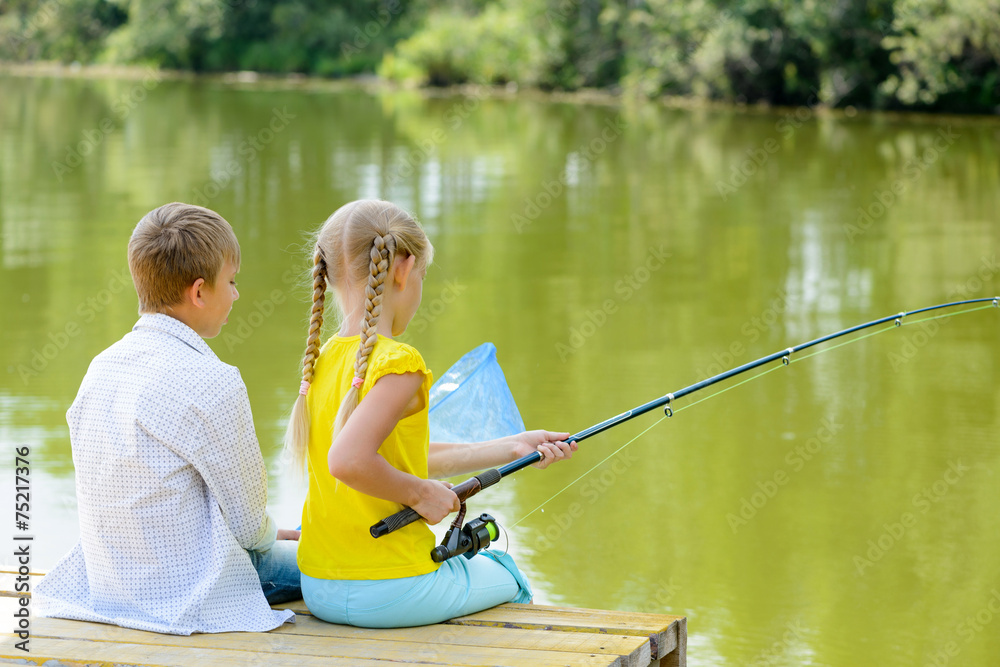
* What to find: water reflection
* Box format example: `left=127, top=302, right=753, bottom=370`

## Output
left=1, top=73, right=998, bottom=666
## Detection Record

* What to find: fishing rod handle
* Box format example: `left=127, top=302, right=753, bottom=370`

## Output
left=370, top=507, right=420, bottom=538
left=370, top=469, right=501, bottom=538
left=495, top=433, right=589, bottom=477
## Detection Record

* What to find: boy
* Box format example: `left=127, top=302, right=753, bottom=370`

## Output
left=35, top=203, right=299, bottom=635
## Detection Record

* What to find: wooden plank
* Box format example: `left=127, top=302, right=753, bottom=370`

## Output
left=5, top=569, right=683, bottom=666
left=0, top=636, right=389, bottom=667
left=278, top=599, right=670, bottom=664
left=272, top=613, right=651, bottom=667
left=280, top=599, right=677, bottom=636
left=9, top=612, right=649, bottom=667
left=443, top=604, right=679, bottom=654
left=23, top=618, right=622, bottom=667
left=654, top=617, right=686, bottom=667
left=451, top=603, right=683, bottom=632
left=0, top=572, right=39, bottom=598
left=279, top=598, right=679, bottom=630
left=6, top=573, right=650, bottom=665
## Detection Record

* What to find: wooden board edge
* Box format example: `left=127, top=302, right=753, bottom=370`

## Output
left=652, top=617, right=686, bottom=667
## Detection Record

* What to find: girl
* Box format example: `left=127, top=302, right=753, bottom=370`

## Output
left=284, top=199, right=576, bottom=628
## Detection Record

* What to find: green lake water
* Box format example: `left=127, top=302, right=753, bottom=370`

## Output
left=1, top=72, right=999, bottom=665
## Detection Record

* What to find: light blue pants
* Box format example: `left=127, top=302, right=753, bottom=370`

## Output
left=301, top=550, right=532, bottom=628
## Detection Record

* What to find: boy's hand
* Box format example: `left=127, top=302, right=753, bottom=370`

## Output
left=413, top=480, right=461, bottom=525
left=509, top=430, right=577, bottom=469
left=277, top=528, right=301, bottom=541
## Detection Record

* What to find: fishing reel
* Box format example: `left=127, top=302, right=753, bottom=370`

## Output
left=431, top=502, right=500, bottom=563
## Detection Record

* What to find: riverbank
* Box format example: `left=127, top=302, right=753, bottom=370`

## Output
left=4, top=60, right=998, bottom=127
left=0, top=61, right=984, bottom=124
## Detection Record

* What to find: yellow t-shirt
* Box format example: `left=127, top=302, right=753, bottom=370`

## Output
left=297, top=334, right=438, bottom=580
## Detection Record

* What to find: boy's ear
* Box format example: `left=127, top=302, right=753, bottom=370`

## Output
left=394, top=254, right=416, bottom=289
left=181, top=278, right=208, bottom=309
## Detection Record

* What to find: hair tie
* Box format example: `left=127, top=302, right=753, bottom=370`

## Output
left=351, top=376, right=364, bottom=389
left=299, top=380, right=310, bottom=396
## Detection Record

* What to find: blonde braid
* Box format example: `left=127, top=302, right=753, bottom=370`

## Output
left=354, top=234, right=396, bottom=382
left=303, top=248, right=327, bottom=385
left=282, top=247, right=327, bottom=475
left=333, top=233, right=396, bottom=434
left=287, top=199, right=432, bottom=473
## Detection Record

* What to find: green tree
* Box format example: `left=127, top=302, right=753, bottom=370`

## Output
left=881, top=0, right=1000, bottom=112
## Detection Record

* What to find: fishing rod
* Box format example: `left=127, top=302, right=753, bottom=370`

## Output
left=370, top=297, right=999, bottom=555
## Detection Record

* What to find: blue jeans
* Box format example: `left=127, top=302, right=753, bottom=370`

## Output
left=301, top=550, right=531, bottom=628
left=247, top=539, right=301, bottom=605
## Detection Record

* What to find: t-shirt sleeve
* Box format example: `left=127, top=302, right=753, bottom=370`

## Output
left=366, top=344, right=432, bottom=387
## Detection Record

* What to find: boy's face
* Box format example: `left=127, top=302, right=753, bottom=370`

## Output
left=200, top=260, right=240, bottom=338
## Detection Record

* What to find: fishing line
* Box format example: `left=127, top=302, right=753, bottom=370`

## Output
left=372, top=297, right=997, bottom=541
left=494, top=521, right=511, bottom=557
left=898, top=302, right=995, bottom=327
left=508, top=302, right=995, bottom=526
left=510, top=414, right=669, bottom=528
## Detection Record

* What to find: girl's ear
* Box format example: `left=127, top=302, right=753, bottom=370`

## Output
left=394, top=254, right=417, bottom=290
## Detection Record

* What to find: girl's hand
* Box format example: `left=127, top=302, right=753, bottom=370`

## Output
left=412, top=479, right=461, bottom=524
left=277, top=528, right=301, bottom=541
left=509, top=430, right=577, bottom=469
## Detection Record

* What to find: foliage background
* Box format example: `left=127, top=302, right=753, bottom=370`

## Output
left=1, top=0, right=998, bottom=112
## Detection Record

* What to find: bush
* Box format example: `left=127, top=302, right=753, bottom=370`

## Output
left=1, top=0, right=997, bottom=113
left=0, top=0, right=125, bottom=63
left=881, top=0, right=1000, bottom=112
left=378, top=4, right=555, bottom=86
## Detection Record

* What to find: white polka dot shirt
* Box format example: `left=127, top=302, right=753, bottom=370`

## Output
left=35, top=313, right=295, bottom=634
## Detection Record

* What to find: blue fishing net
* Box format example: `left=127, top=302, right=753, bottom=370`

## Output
left=428, top=343, right=525, bottom=444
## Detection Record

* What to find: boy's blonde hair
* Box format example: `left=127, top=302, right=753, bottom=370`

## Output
left=284, top=199, right=433, bottom=474
left=128, top=203, right=241, bottom=313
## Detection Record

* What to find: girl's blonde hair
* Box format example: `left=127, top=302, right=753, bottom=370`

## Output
left=283, top=199, right=433, bottom=474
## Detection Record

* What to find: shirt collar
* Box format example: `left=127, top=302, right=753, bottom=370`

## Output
left=133, top=313, right=217, bottom=359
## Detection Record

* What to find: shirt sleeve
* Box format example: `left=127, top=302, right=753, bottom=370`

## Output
left=365, top=344, right=432, bottom=413
left=366, top=344, right=431, bottom=386
left=189, top=370, right=276, bottom=553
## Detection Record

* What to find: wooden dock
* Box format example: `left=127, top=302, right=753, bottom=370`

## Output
left=0, top=570, right=686, bottom=666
